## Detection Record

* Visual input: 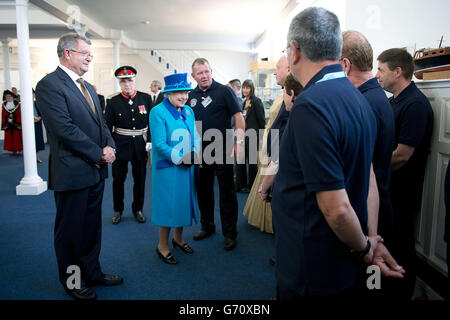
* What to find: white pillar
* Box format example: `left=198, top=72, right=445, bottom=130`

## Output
left=2, top=39, right=11, bottom=91
left=112, top=40, right=120, bottom=93
left=15, top=0, right=47, bottom=195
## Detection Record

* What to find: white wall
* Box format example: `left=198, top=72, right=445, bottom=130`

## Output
left=195, top=50, right=253, bottom=84
left=345, top=0, right=450, bottom=75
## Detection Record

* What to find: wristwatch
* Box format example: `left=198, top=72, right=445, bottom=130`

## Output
left=351, top=235, right=371, bottom=262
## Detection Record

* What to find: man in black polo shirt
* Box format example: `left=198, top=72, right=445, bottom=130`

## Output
left=187, top=58, right=245, bottom=251
left=272, top=7, right=381, bottom=299
left=377, top=48, right=434, bottom=299
left=342, top=32, right=406, bottom=296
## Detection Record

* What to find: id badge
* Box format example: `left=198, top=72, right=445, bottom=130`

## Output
left=201, top=96, right=212, bottom=108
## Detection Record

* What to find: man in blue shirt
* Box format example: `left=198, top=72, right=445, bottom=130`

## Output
left=341, top=31, right=406, bottom=297
left=271, top=7, right=381, bottom=299
left=187, top=58, right=245, bottom=251
left=341, top=31, right=405, bottom=278
left=377, top=48, right=434, bottom=300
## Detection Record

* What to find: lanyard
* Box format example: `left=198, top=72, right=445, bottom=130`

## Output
left=316, top=71, right=347, bottom=83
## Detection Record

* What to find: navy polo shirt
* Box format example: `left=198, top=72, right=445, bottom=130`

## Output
left=359, top=78, right=395, bottom=240
left=187, top=79, right=241, bottom=136
left=389, top=81, right=433, bottom=204
left=271, top=64, right=377, bottom=296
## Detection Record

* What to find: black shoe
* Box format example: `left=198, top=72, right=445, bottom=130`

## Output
left=224, top=238, right=237, bottom=251
left=193, top=229, right=215, bottom=241
left=269, top=256, right=276, bottom=266
left=65, top=286, right=97, bottom=300
left=172, top=239, right=194, bottom=254
left=112, top=211, right=122, bottom=224
left=133, top=210, right=146, bottom=223
left=156, top=247, right=178, bottom=264
left=87, top=274, right=123, bottom=287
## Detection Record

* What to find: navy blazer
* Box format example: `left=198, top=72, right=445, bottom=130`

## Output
left=36, top=66, right=115, bottom=191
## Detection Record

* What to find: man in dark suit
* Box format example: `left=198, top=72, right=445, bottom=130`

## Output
left=36, top=33, right=123, bottom=300
left=150, top=80, right=164, bottom=107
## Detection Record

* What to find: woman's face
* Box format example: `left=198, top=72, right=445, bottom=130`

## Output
left=242, top=86, right=251, bottom=98
left=283, top=88, right=295, bottom=112
left=168, top=91, right=189, bottom=108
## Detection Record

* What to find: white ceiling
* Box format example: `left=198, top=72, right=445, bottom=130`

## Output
left=66, top=0, right=291, bottom=44
left=0, top=0, right=294, bottom=52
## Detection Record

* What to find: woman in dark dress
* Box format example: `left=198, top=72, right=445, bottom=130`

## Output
left=235, top=79, right=266, bottom=193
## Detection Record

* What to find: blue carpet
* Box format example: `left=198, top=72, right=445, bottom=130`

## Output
left=0, top=142, right=276, bottom=300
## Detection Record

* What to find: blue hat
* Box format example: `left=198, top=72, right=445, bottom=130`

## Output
left=162, top=73, right=193, bottom=93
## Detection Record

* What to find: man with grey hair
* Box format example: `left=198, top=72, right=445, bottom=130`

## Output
left=150, top=80, right=164, bottom=107
left=36, top=32, right=122, bottom=300
left=271, top=7, right=380, bottom=299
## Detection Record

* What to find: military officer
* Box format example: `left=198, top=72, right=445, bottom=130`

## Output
left=104, top=66, right=153, bottom=224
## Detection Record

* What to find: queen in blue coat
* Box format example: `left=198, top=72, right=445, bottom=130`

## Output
left=150, top=73, right=200, bottom=264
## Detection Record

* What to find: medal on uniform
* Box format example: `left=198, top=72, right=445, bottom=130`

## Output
left=128, top=99, right=133, bottom=105
left=138, top=105, right=146, bottom=114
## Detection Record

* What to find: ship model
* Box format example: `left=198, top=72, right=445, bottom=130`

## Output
left=413, top=36, right=450, bottom=80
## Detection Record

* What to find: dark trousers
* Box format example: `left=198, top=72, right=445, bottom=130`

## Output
left=386, top=194, right=419, bottom=300
left=112, top=150, right=147, bottom=213
left=54, top=180, right=104, bottom=287
left=235, top=137, right=258, bottom=190
left=198, top=163, right=238, bottom=239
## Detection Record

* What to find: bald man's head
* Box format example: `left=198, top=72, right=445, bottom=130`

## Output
left=274, top=56, right=290, bottom=86
left=342, top=30, right=373, bottom=72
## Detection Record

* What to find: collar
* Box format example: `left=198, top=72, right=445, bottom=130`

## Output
left=59, top=64, right=84, bottom=84
left=304, top=64, right=344, bottom=91
left=163, top=97, right=188, bottom=120
left=121, top=91, right=137, bottom=100
left=390, top=81, right=416, bottom=104
left=4, top=101, right=16, bottom=111
left=193, top=79, right=219, bottom=94
left=357, top=77, right=380, bottom=94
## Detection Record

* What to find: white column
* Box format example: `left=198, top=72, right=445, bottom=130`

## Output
left=2, top=39, right=11, bottom=91
left=15, top=0, right=47, bottom=195
left=112, top=40, right=120, bottom=93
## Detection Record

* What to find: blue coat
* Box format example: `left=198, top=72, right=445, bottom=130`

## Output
left=149, top=98, right=200, bottom=227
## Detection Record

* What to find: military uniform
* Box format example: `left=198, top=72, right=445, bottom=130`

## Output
left=104, top=66, right=153, bottom=223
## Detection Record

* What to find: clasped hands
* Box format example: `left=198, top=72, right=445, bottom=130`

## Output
left=95, top=146, right=115, bottom=168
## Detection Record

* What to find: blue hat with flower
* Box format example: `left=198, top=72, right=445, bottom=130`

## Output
left=162, top=73, right=193, bottom=93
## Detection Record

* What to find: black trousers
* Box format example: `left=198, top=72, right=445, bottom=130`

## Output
left=112, top=149, right=147, bottom=213
left=54, top=180, right=104, bottom=287
left=197, top=163, right=238, bottom=239
left=385, top=194, right=419, bottom=300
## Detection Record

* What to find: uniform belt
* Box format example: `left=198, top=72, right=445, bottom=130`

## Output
left=114, top=127, right=148, bottom=136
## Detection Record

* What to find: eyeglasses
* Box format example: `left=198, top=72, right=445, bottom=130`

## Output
left=69, top=49, right=94, bottom=59
left=282, top=42, right=299, bottom=56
